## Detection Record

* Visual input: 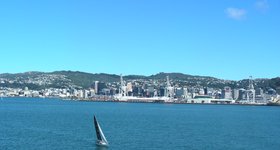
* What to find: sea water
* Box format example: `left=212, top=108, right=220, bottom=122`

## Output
left=0, top=98, right=280, bottom=150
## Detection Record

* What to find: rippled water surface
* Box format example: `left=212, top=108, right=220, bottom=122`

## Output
left=1, top=98, right=280, bottom=150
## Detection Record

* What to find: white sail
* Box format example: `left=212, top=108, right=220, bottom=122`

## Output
left=97, top=121, right=108, bottom=144
left=94, top=116, right=108, bottom=146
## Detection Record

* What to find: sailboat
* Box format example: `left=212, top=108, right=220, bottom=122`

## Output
left=94, top=115, right=109, bottom=147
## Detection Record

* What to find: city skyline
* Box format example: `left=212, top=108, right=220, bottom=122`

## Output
left=1, top=69, right=278, bottom=105
left=0, top=0, right=279, bottom=80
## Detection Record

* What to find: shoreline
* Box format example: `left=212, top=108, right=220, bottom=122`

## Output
left=1, top=96, right=272, bottom=106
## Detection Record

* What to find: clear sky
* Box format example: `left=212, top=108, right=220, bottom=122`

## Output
left=0, top=0, right=279, bottom=80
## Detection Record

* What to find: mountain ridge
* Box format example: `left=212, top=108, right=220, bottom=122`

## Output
left=0, top=70, right=276, bottom=81
left=0, top=71, right=279, bottom=93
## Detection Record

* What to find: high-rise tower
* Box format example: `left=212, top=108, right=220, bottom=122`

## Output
left=246, top=76, right=255, bottom=103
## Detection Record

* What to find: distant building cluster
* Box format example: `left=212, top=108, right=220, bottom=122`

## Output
left=0, top=75, right=279, bottom=104
left=0, top=74, right=71, bottom=86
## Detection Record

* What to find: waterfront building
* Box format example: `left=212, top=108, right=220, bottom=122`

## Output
left=238, top=88, right=246, bottom=100
left=132, top=86, right=139, bottom=96
left=189, top=87, right=196, bottom=98
left=73, top=89, right=79, bottom=97
left=127, top=82, right=133, bottom=96
left=98, top=82, right=107, bottom=95
left=233, top=89, right=239, bottom=100
left=245, top=76, right=255, bottom=103
left=101, top=88, right=111, bottom=96
left=204, top=87, right=208, bottom=95
left=78, top=90, right=83, bottom=98
left=183, top=87, right=188, bottom=98
left=126, top=82, right=133, bottom=93
left=175, top=87, right=184, bottom=98
left=237, top=77, right=256, bottom=103
left=147, top=86, right=155, bottom=97
left=256, top=88, right=263, bottom=96
left=165, top=76, right=174, bottom=98
left=199, top=88, right=204, bottom=95
left=159, top=87, right=165, bottom=97
left=154, top=89, right=158, bottom=97
left=187, top=95, right=235, bottom=104
left=207, top=88, right=214, bottom=97
left=110, top=88, right=116, bottom=96
left=90, top=89, right=95, bottom=97
left=83, top=90, right=89, bottom=99
left=23, top=90, right=31, bottom=97
left=221, top=86, right=232, bottom=99
left=95, top=81, right=99, bottom=95
left=32, top=91, right=40, bottom=97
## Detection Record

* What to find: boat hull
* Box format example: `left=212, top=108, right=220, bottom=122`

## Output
left=96, top=141, right=109, bottom=147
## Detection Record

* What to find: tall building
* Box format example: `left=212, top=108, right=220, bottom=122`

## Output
left=127, top=82, right=133, bottom=93
left=183, top=87, right=188, bottom=98
left=175, top=87, right=184, bottom=98
left=204, top=87, right=208, bottom=95
left=159, top=87, right=165, bottom=97
left=233, top=89, right=239, bottom=100
left=255, top=88, right=263, bottom=96
left=94, top=81, right=107, bottom=95
left=97, top=82, right=107, bottom=95
left=238, top=89, right=246, bottom=100
left=199, top=88, right=205, bottom=95
left=83, top=90, right=89, bottom=99
left=221, top=86, right=232, bottom=99
left=147, top=86, right=155, bottom=97
left=95, top=81, right=99, bottom=95
left=165, top=76, right=174, bottom=98
left=78, top=90, right=84, bottom=98
left=246, top=76, right=255, bottom=103
left=90, top=89, right=95, bottom=97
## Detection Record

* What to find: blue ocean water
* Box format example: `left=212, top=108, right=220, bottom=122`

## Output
left=0, top=98, right=280, bottom=150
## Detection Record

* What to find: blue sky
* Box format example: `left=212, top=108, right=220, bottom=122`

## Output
left=0, top=0, right=279, bottom=80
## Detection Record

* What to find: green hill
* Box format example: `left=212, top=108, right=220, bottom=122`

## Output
left=0, top=71, right=279, bottom=93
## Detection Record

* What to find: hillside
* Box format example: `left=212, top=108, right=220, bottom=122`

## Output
left=0, top=71, right=279, bottom=93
